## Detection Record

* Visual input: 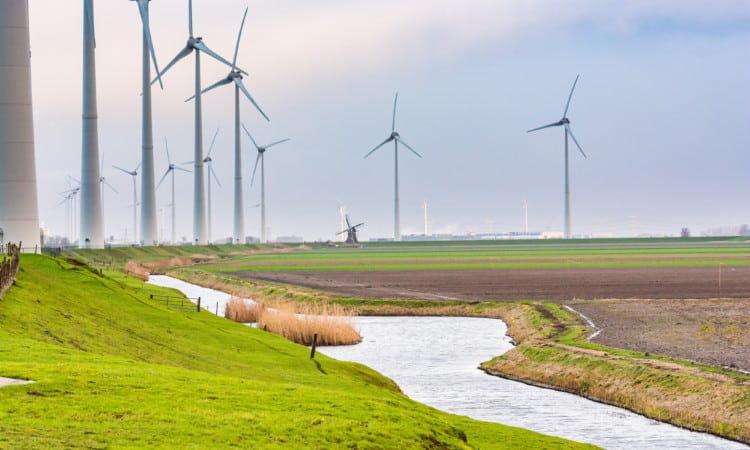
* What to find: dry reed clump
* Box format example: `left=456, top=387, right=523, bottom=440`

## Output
left=256, top=302, right=361, bottom=346
left=124, top=260, right=150, bottom=281
left=224, top=297, right=266, bottom=323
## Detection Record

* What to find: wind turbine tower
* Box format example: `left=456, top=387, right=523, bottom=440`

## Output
left=421, top=200, right=429, bottom=236
left=79, top=0, right=104, bottom=249
left=527, top=75, right=588, bottom=239
left=131, top=0, right=163, bottom=246
left=0, top=0, right=40, bottom=249
left=365, top=93, right=422, bottom=242
left=523, top=199, right=529, bottom=234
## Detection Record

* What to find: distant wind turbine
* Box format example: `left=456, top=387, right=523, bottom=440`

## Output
left=193, top=7, right=269, bottom=244
left=364, top=92, right=422, bottom=242
left=243, top=123, right=290, bottom=244
left=131, top=0, right=163, bottom=246
left=80, top=0, right=104, bottom=249
left=203, top=129, right=221, bottom=244
left=527, top=74, right=587, bottom=239
left=157, top=138, right=190, bottom=244
left=113, top=163, right=141, bottom=245
left=338, top=201, right=348, bottom=242
left=157, top=0, right=240, bottom=246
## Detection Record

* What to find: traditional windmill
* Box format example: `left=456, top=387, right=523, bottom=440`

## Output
left=337, top=215, right=364, bottom=244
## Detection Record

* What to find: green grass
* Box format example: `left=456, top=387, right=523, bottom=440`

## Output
left=0, top=255, right=593, bottom=449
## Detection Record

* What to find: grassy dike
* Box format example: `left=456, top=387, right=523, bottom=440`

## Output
left=0, top=255, right=592, bottom=449
left=168, top=267, right=750, bottom=445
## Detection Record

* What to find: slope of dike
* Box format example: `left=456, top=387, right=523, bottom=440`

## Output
left=0, top=255, right=592, bottom=449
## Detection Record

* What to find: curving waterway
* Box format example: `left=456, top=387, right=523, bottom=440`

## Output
left=149, top=276, right=748, bottom=450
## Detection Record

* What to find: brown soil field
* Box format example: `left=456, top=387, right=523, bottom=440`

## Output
left=232, top=266, right=750, bottom=372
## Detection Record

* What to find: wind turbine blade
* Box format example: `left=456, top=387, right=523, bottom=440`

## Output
left=103, top=179, right=118, bottom=193
left=396, top=137, right=422, bottom=158
left=250, top=153, right=261, bottom=186
left=563, top=74, right=580, bottom=118
left=154, top=46, right=193, bottom=84
left=392, top=92, right=399, bottom=132
left=84, top=0, right=96, bottom=48
left=137, top=0, right=163, bottom=89
left=364, top=137, right=393, bottom=158
left=174, top=166, right=192, bottom=173
left=193, top=41, right=235, bottom=70
left=182, top=160, right=194, bottom=165
left=209, top=165, right=222, bottom=188
left=113, top=165, right=132, bottom=175
left=188, top=0, right=193, bottom=37
left=264, top=138, right=291, bottom=149
left=236, top=79, right=270, bottom=122
left=164, top=137, right=172, bottom=163
left=207, top=128, right=220, bottom=156
left=134, top=162, right=142, bottom=173
left=186, top=77, right=232, bottom=101
left=565, top=124, right=587, bottom=158
left=232, top=7, right=249, bottom=69
left=527, top=121, right=562, bottom=133
left=156, top=169, right=171, bottom=189
left=240, top=122, right=260, bottom=149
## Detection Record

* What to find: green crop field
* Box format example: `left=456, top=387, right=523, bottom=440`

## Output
left=0, top=255, right=593, bottom=449
left=175, top=238, right=750, bottom=273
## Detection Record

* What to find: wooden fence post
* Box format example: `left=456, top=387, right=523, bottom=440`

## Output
left=197, top=297, right=201, bottom=312
left=310, top=333, right=318, bottom=359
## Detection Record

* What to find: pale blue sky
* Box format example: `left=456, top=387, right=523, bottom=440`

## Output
left=29, top=1, right=750, bottom=242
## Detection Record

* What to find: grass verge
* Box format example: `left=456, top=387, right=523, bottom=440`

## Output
left=0, top=255, right=590, bottom=449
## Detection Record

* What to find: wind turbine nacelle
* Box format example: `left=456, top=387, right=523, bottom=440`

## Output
left=560, top=117, right=570, bottom=125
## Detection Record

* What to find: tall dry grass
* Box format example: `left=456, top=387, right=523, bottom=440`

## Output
left=224, top=297, right=266, bottom=323
left=224, top=295, right=361, bottom=346
left=124, top=260, right=150, bottom=281
left=256, top=302, right=361, bottom=346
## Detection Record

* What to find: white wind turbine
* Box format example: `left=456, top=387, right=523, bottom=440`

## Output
left=242, top=123, right=290, bottom=244
left=130, top=0, right=163, bottom=246
left=156, top=138, right=190, bottom=244
left=183, top=128, right=221, bottom=244
left=364, top=92, right=422, bottom=242
left=194, top=7, right=269, bottom=244
left=157, top=0, right=240, bottom=246
left=80, top=0, right=104, bottom=249
left=527, top=74, right=587, bottom=239
left=338, top=201, right=348, bottom=242
left=113, top=163, right=141, bottom=245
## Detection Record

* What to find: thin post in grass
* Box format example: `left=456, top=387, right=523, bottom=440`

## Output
left=197, top=297, right=201, bottom=312
left=310, top=333, right=318, bottom=359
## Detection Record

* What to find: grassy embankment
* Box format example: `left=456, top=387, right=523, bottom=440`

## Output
left=0, top=254, right=590, bottom=449
left=117, top=239, right=750, bottom=444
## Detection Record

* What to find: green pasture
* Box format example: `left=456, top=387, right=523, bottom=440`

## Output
left=180, top=238, right=750, bottom=273
left=0, top=255, right=592, bottom=449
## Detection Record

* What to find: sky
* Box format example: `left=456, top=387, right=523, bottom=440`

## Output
left=27, top=1, right=750, bottom=242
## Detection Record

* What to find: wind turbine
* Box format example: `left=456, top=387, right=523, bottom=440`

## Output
left=242, top=123, right=290, bottom=244
left=131, top=0, right=163, bottom=246
left=527, top=74, right=587, bottom=239
left=113, top=163, right=141, bottom=245
left=364, top=92, right=422, bottom=242
left=183, top=129, right=221, bottom=244
left=157, top=0, right=239, bottom=246
left=157, top=138, right=190, bottom=244
left=194, top=6, right=269, bottom=244
left=79, top=0, right=104, bottom=249
left=337, top=201, right=347, bottom=242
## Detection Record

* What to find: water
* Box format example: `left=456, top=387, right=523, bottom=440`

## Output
left=149, top=276, right=748, bottom=450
